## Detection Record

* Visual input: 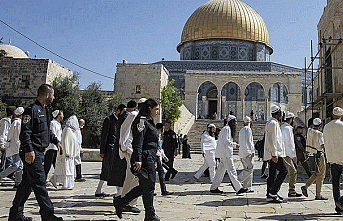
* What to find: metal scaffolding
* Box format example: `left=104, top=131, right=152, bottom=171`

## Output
left=303, top=37, right=343, bottom=125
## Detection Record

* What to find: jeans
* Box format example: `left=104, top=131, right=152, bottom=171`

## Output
left=0, top=154, right=23, bottom=185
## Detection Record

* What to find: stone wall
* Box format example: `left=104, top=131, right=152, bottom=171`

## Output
left=0, top=57, right=72, bottom=106
left=115, top=63, right=169, bottom=122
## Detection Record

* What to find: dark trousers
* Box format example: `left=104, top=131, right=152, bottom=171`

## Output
left=9, top=150, right=54, bottom=220
left=44, top=149, right=57, bottom=178
left=267, top=157, right=288, bottom=195
left=297, top=150, right=311, bottom=177
left=120, top=152, right=156, bottom=217
left=331, top=163, right=343, bottom=202
left=164, top=156, right=176, bottom=180
left=156, top=158, right=166, bottom=193
left=75, top=164, right=82, bottom=179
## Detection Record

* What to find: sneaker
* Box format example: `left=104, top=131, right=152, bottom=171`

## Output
left=162, top=191, right=174, bottom=196
left=95, top=192, right=110, bottom=198
left=288, top=192, right=302, bottom=197
left=210, top=188, right=223, bottom=194
left=301, top=186, right=308, bottom=197
left=236, top=187, right=248, bottom=194
left=75, top=178, right=86, bottom=182
left=315, top=195, right=328, bottom=200
left=267, top=193, right=283, bottom=203
left=122, top=205, right=141, bottom=213
left=267, top=193, right=284, bottom=201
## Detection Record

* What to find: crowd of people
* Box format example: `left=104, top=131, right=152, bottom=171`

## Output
left=1, top=83, right=343, bottom=220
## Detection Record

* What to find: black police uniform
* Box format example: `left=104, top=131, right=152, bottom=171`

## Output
left=9, top=100, right=60, bottom=221
left=162, top=129, right=178, bottom=180
left=115, top=116, right=158, bottom=219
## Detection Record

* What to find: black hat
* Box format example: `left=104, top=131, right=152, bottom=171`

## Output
left=127, top=100, right=137, bottom=108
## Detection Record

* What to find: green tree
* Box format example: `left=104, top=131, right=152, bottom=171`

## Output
left=51, top=73, right=81, bottom=119
left=0, top=99, right=7, bottom=119
left=79, top=82, right=108, bottom=147
left=107, top=93, right=126, bottom=115
left=161, top=79, right=184, bottom=123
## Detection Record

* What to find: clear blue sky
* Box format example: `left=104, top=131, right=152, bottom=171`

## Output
left=2, top=0, right=326, bottom=90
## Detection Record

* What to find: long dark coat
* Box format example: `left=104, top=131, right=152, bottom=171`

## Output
left=100, top=114, right=127, bottom=187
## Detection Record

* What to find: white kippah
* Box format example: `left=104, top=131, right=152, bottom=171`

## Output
left=285, top=111, right=295, bottom=119
left=52, top=110, right=60, bottom=118
left=271, top=105, right=281, bottom=114
left=313, top=118, right=322, bottom=126
left=227, top=115, right=237, bottom=121
left=14, top=107, right=24, bottom=116
left=138, top=98, right=147, bottom=104
left=243, top=116, right=251, bottom=123
left=207, top=123, right=216, bottom=128
left=333, top=107, right=343, bottom=117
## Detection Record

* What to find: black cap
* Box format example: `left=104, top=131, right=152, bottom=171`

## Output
left=127, top=100, right=137, bottom=108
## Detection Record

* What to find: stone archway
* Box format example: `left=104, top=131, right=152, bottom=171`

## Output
left=221, top=82, right=241, bottom=119
left=197, top=81, right=218, bottom=119
left=268, top=83, right=289, bottom=111
left=244, top=82, right=266, bottom=121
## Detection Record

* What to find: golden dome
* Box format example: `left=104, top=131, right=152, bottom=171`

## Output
left=177, top=0, right=272, bottom=53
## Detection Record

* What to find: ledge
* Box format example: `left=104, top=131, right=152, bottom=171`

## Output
left=81, top=148, right=102, bottom=162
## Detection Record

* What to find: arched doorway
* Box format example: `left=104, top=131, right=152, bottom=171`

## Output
left=244, top=82, right=265, bottom=121
left=198, top=81, right=218, bottom=119
left=268, top=83, right=289, bottom=111
left=221, top=82, right=241, bottom=118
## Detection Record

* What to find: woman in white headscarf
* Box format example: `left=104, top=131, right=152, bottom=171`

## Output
left=51, top=115, right=79, bottom=190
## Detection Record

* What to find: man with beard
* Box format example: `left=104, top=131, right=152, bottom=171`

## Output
left=162, top=121, right=178, bottom=181
left=95, top=104, right=126, bottom=198
left=210, top=116, right=248, bottom=194
left=264, top=105, right=288, bottom=203
left=281, top=112, right=302, bottom=197
left=9, top=84, right=63, bottom=221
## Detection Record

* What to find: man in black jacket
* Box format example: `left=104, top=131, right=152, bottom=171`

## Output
left=95, top=104, right=126, bottom=197
left=9, top=84, right=63, bottom=221
left=162, top=121, right=178, bottom=181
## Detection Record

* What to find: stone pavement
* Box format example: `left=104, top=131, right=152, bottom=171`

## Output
left=0, top=154, right=342, bottom=221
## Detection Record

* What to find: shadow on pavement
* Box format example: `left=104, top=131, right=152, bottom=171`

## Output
left=258, top=212, right=343, bottom=220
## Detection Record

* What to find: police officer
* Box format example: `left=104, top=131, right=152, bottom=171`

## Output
left=162, top=121, right=178, bottom=181
left=114, top=99, right=160, bottom=221
left=9, top=84, right=63, bottom=221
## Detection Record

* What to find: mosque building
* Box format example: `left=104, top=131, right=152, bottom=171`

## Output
left=116, top=0, right=303, bottom=121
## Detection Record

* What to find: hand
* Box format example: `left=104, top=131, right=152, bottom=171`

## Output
left=57, top=143, right=63, bottom=155
left=293, top=157, right=297, bottom=164
left=271, top=156, right=278, bottom=163
left=202, top=153, right=206, bottom=158
left=0, top=145, right=5, bottom=152
left=99, top=154, right=105, bottom=158
left=134, top=162, right=142, bottom=171
left=163, top=156, right=169, bottom=162
left=25, top=151, right=35, bottom=164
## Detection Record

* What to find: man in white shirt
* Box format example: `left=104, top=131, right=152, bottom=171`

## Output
left=194, top=124, right=217, bottom=182
left=44, top=110, right=63, bottom=178
left=0, top=106, right=15, bottom=172
left=281, top=111, right=302, bottom=197
left=209, top=116, right=248, bottom=194
left=301, top=118, right=327, bottom=200
left=264, top=105, right=288, bottom=203
left=0, top=107, right=24, bottom=188
left=323, top=107, right=343, bottom=213
left=238, top=116, right=255, bottom=191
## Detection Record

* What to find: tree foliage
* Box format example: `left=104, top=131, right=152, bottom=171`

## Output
left=0, top=99, right=7, bottom=119
left=51, top=74, right=81, bottom=119
left=161, top=79, right=184, bottom=123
